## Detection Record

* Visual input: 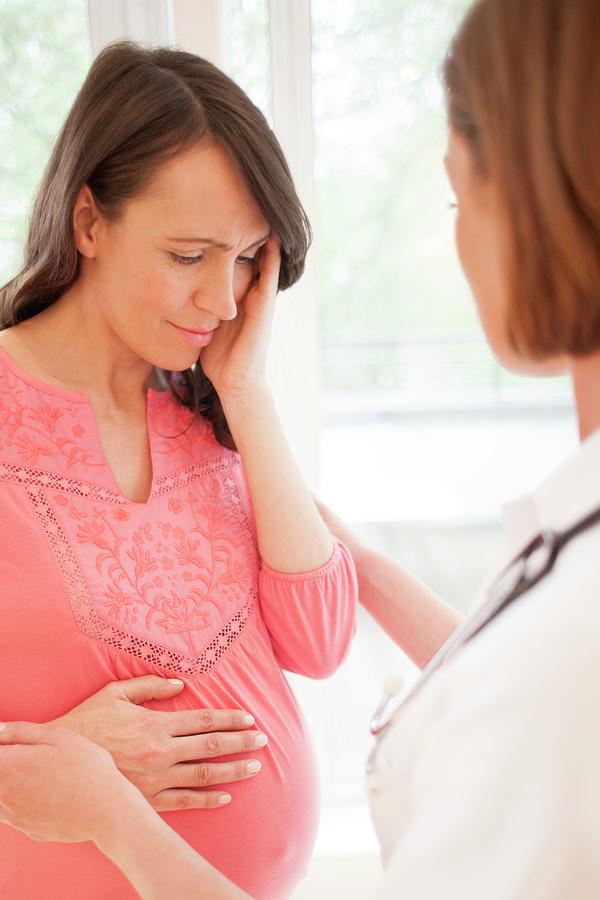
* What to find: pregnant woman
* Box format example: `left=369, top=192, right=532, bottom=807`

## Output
left=3, top=0, right=598, bottom=897
left=0, top=43, right=357, bottom=900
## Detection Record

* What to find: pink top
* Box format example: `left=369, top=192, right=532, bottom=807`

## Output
left=0, top=346, right=357, bottom=900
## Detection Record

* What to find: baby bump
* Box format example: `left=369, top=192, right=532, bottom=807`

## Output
left=156, top=630, right=322, bottom=899
left=161, top=714, right=320, bottom=900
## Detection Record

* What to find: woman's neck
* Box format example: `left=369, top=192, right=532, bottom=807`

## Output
left=571, top=352, right=600, bottom=441
left=3, top=290, right=157, bottom=405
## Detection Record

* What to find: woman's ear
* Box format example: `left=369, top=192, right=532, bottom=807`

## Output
left=72, top=184, right=103, bottom=259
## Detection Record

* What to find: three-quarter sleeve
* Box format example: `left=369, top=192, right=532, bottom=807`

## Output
left=257, top=538, right=358, bottom=679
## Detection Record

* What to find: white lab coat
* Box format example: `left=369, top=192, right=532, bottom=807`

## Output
left=368, top=426, right=600, bottom=899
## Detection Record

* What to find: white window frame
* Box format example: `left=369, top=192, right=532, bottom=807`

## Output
left=87, top=0, right=175, bottom=52
left=265, top=0, right=321, bottom=490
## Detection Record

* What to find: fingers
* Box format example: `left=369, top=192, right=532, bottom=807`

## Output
left=152, top=789, right=234, bottom=812
left=167, top=758, right=262, bottom=790
left=0, top=721, right=54, bottom=746
left=170, top=728, right=267, bottom=764
left=109, top=675, right=185, bottom=705
left=165, top=708, right=256, bottom=737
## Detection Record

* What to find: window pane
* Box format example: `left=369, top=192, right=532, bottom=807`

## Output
left=220, top=0, right=272, bottom=122
left=0, top=0, right=91, bottom=284
left=312, top=0, right=571, bottom=407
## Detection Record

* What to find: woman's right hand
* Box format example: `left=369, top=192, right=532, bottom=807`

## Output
left=51, top=676, right=267, bottom=811
left=0, top=721, right=251, bottom=898
left=0, top=720, right=137, bottom=844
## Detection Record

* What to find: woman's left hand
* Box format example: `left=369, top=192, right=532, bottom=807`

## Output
left=199, top=237, right=280, bottom=399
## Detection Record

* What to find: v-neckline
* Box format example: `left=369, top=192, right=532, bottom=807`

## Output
left=0, top=345, right=168, bottom=507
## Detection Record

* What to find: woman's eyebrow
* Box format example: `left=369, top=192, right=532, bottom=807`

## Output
left=243, top=233, right=271, bottom=251
left=165, top=233, right=270, bottom=252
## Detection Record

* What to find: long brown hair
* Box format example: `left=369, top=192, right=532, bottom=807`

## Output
left=444, top=0, right=600, bottom=359
left=0, top=41, right=311, bottom=449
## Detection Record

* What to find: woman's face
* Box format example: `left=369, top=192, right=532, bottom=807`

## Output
left=445, top=129, right=566, bottom=376
left=75, top=140, right=270, bottom=372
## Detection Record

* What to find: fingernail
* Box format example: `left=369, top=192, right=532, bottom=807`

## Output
left=242, top=714, right=255, bottom=726
left=247, top=760, right=261, bottom=773
left=168, top=679, right=184, bottom=685
left=255, top=733, right=268, bottom=748
left=218, top=793, right=231, bottom=805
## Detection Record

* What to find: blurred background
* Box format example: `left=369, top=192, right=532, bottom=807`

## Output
left=0, top=1, right=577, bottom=896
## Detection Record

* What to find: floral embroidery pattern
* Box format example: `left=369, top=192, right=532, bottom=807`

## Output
left=151, top=393, right=216, bottom=464
left=51, top=466, right=257, bottom=657
left=0, top=366, right=105, bottom=473
left=0, top=359, right=258, bottom=676
left=22, top=457, right=257, bottom=676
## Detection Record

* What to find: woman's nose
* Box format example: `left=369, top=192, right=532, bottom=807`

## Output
left=192, top=265, right=238, bottom=321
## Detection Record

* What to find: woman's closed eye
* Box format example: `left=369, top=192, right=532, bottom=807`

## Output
left=169, top=252, right=257, bottom=267
left=170, top=252, right=204, bottom=266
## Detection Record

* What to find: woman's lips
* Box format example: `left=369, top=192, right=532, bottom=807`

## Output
left=170, top=323, right=216, bottom=348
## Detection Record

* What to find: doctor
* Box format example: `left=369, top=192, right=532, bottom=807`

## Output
left=1, top=0, right=600, bottom=896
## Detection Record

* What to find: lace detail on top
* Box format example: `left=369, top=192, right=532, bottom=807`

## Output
left=16, top=456, right=259, bottom=677
left=0, top=460, right=126, bottom=504
left=0, top=455, right=246, bottom=506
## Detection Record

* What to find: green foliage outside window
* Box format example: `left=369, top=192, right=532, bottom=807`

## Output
left=312, top=0, right=570, bottom=402
left=0, top=0, right=90, bottom=284
left=312, top=0, right=473, bottom=337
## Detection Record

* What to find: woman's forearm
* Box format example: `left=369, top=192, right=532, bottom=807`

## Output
left=97, top=799, right=250, bottom=900
left=0, top=721, right=250, bottom=898
left=221, top=384, right=333, bottom=573
left=356, top=545, right=463, bottom=668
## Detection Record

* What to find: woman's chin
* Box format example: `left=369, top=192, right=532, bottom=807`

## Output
left=147, top=347, right=202, bottom=373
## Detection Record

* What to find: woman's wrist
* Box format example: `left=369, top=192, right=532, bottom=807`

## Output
left=95, top=787, right=249, bottom=900
left=218, top=379, right=271, bottom=421
left=93, top=779, right=158, bottom=857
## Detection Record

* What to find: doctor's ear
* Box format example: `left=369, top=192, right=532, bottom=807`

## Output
left=72, top=184, right=105, bottom=259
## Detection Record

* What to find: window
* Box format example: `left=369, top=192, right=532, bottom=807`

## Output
left=221, top=0, right=272, bottom=122
left=0, top=0, right=91, bottom=283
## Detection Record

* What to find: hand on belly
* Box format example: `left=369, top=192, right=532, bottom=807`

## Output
left=50, top=675, right=268, bottom=810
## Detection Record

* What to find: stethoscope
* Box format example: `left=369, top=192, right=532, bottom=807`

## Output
left=366, top=500, right=600, bottom=774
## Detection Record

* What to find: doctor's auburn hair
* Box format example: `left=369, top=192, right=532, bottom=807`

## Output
left=0, top=42, right=311, bottom=451
left=444, top=0, right=600, bottom=360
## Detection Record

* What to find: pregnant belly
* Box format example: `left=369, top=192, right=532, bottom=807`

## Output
left=151, top=618, right=323, bottom=899
left=163, top=715, right=320, bottom=900
left=0, top=610, right=321, bottom=900
left=159, top=644, right=322, bottom=900
left=0, top=635, right=321, bottom=900
left=0, top=698, right=320, bottom=900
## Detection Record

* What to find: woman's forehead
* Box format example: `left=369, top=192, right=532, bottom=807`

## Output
left=130, top=141, right=269, bottom=239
